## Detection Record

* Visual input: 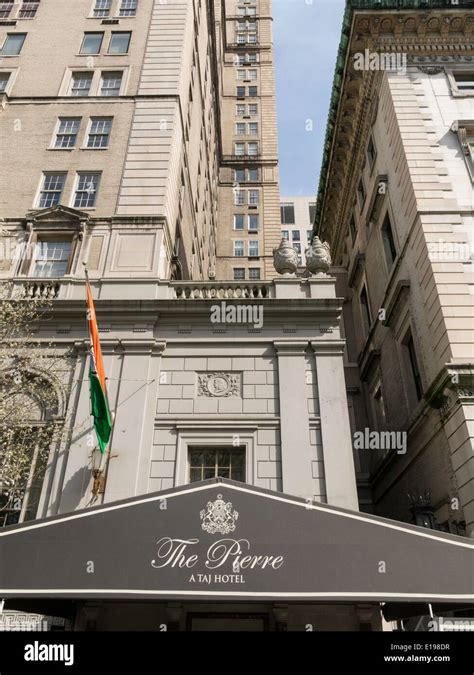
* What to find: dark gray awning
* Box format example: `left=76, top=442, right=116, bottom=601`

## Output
left=1, top=479, right=473, bottom=603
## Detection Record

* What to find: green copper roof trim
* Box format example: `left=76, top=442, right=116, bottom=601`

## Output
left=313, top=0, right=474, bottom=235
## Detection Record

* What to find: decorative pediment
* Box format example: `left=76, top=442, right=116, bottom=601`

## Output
left=26, top=205, right=89, bottom=232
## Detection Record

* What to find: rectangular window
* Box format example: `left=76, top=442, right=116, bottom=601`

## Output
left=237, top=34, right=246, bottom=45
left=0, top=34, right=26, bottom=56
left=406, top=333, right=423, bottom=402
left=54, top=118, right=81, bottom=149
left=73, top=172, right=100, bottom=208
left=80, top=32, right=104, bottom=55
left=248, top=103, right=258, bottom=116
left=70, top=72, right=93, bottom=97
left=87, top=118, right=112, bottom=148
left=233, top=268, right=245, bottom=280
left=19, top=1, right=40, bottom=19
left=38, top=173, right=66, bottom=208
left=381, top=213, right=397, bottom=270
left=0, top=1, right=14, bottom=19
left=234, top=169, right=245, bottom=183
left=92, top=0, right=112, bottom=17
left=452, top=71, right=474, bottom=94
left=237, top=69, right=246, bottom=80
left=357, top=179, right=366, bottom=209
left=248, top=69, right=257, bottom=80
left=308, top=202, right=317, bottom=224
left=280, top=203, right=295, bottom=225
left=249, top=240, right=259, bottom=257
left=234, top=142, right=245, bottom=156
left=281, top=230, right=289, bottom=240
left=247, top=32, right=257, bottom=45
left=248, top=122, right=258, bottom=135
left=33, top=240, right=71, bottom=278
left=249, top=268, right=260, bottom=280
left=236, top=86, right=245, bottom=98
left=234, top=214, right=244, bottom=230
left=119, top=0, right=138, bottom=16
left=248, top=214, right=259, bottom=231
left=247, top=142, right=258, bottom=156
left=367, top=136, right=376, bottom=168
left=306, top=230, right=313, bottom=242
left=248, top=86, right=257, bottom=97
left=247, top=53, right=258, bottom=63
left=108, top=32, right=131, bottom=54
left=360, top=284, right=372, bottom=338
left=0, top=72, right=11, bottom=93
left=235, top=122, right=246, bottom=135
left=189, top=448, right=245, bottom=483
left=248, top=168, right=258, bottom=181
left=100, top=71, right=123, bottom=96
left=234, top=240, right=244, bottom=257
left=234, top=190, right=245, bottom=206
left=349, top=216, right=357, bottom=243
left=292, top=230, right=300, bottom=242
left=236, top=103, right=246, bottom=116
left=248, top=189, right=259, bottom=205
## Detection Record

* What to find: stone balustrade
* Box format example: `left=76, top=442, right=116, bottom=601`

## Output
left=173, top=283, right=273, bottom=300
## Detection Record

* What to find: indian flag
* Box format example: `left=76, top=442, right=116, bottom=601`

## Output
left=86, top=277, right=112, bottom=454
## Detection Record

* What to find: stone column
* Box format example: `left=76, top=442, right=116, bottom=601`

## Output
left=274, top=341, right=314, bottom=500
left=311, top=340, right=359, bottom=510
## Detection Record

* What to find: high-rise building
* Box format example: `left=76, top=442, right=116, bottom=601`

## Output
left=279, top=196, right=317, bottom=267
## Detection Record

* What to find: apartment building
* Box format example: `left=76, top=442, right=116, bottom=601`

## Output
left=315, top=0, right=474, bottom=538
left=280, top=196, right=317, bottom=267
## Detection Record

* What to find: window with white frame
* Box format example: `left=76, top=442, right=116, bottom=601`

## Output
left=248, top=69, right=257, bottom=80
left=280, top=203, right=295, bottom=224
left=236, top=85, right=246, bottom=98
left=234, top=214, right=245, bottom=230
left=234, top=168, right=245, bottom=183
left=249, top=268, right=260, bottom=280
left=0, top=34, right=26, bottom=56
left=87, top=118, right=113, bottom=148
left=54, top=118, right=81, bottom=149
left=80, top=32, right=104, bottom=55
left=18, top=1, right=40, bottom=18
left=73, top=172, right=101, bottom=208
left=237, top=69, right=246, bottom=80
left=248, top=240, right=259, bottom=257
left=32, top=240, right=72, bottom=278
left=248, top=189, right=259, bottom=206
left=248, top=122, right=258, bottom=135
left=100, top=71, right=123, bottom=96
left=248, top=168, right=258, bottom=181
left=235, top=122, right=246, bottom=135
left=234, top=142, right=245, bottom=156
left=450, top=71, right=474, bottom=96
left=248, top=142, right=258, bottom=156
left=92, top=0, right=112, bottom=17
left=236, top=103, right=246, bottom=116
left=119, top=0, right=138, bottom=16
left=234, top=189, right=245, bottom=206
left=248, top=103, right=258, bottom=115
left=0, top=1, right=14, bottom=19
left=248, top=85, right=257, bottom=97
left=248, top=214, right=259, bottom=231
left=108, top=31, right=131, bottom=54
left=0, top=71, right=11, bottom=93
left=234, top=240, right=244, bottom=257
left=233, top=268, right=245, bottom=280
left=189, top=447, right=245, bottom=483
left=37, top=173, right=67, bottom=208
left=70, top=72, right=93, bottom=97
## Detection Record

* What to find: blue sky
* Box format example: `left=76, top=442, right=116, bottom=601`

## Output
left=273, top=0, right=346, bottom=197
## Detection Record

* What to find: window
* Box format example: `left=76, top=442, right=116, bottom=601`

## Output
left=33, top=240, right=72, bottom=277
left=234, top=189, right=245, bottom=206
left=249, top=268, right=260, bottom=280
left=0, top=1, right=14, bottom=19
left=234, top=240, right=244, bottom=257
left=308, top=202, right=317, bottom=224
left=248, top=103, right=258, bottom=116
left=452, top=120, right=474, bottom=181
left=54, top=118, right=81, bottom=149
left=349, top=216, right=357, bottom=243
left=87, top=118, right=112, bottom=148
left=248, top=214, right=259, bottom=231
left=119, top=0, right=138, bottom=16
left=92, top=0, right=112, bottom=17
left=357, top=179, right=366, bottom=209
left=73, top=172, right=101, bottom=208
left=19, top=1, right=40, bottom=18
left=0, top=34, right=26, bottom=56
left=248, top=86, right=257, bottom=97
left=37, top=173, right=66, bottom=208
left=452, top=71, right=474, bottom=95
left=108, top=32, right=131, bottom=54
left=360, top=284, right=372, bottom=338
left=248, top=189, right=259, bottom=206
left=189, top=448, right=245, bottom=483
left=234, top=169, right=245, bottom=183
left=249, top=240, right=259, bottom=257
left=0, top=72, right=11, bottom=93
left=281, top=230, right=289, bottom=240
left=100, top=71, right=123, bottom=96
left=236, top=86, right=246, bottom=98
left=234, top=214, right=244, bottom=230
left=404, top=332, right=423, bottom=402
left=234, top=268, right=245, bottom=280
left=291, top=230, right=300, bottom=242
left=280, top=203, right=295, bottom=225
left=248, top=69, right=257, bottom=80
left=70, top=72, right=93, bottom=97
left=306, top=230, right=313, bottom=242
left=235, top=122, right=246, bottom=135
left=248, top=168, right=258, bottom=181
left=236, top=103, right=246, bottom=116
left=80, top=32, right=104, bottom=55
left=247, top=142, right=258, bottom=156
left=367, top=136, right=376, bottom=168
left=381, top=213, right=397, bottom=270
left=237, top=69, right=246, bottom=80
left=248, top=122, right=258, bottom=135
left=234, top=142, right=245, bottom=156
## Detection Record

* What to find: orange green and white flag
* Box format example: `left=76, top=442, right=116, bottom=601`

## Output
left=86, top=277, right=112, bottom=454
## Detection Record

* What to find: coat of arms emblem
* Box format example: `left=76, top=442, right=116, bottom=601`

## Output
left=200, top=494, right=239, bottom=534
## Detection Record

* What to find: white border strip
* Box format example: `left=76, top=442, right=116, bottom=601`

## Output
left=0, top=482, right=473, bottom=550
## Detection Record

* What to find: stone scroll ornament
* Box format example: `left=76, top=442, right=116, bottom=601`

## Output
left=305, top=236, right=332, bottom=276
left=272, top=238, right=299, bottom=275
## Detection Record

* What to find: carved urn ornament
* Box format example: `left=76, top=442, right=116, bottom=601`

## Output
left=305, top=236, right=332, bottom=276
left=273, top=238, right=298, bottom=276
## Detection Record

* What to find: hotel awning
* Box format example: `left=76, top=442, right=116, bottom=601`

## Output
left=0, top=479, right=473, bottom=604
